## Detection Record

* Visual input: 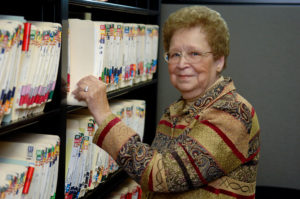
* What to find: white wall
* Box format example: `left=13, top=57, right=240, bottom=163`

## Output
left=157, top=4, right=300, bottom=190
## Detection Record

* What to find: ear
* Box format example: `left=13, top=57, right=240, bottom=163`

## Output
left=215, top=56, right=225, bottom=73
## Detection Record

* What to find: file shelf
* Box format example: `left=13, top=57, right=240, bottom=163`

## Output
left=67, top=79, right=157, bottom=113
left=0, top=0, right=161, bottom=198
left=0, top=108, right=61, bottom=136
left=69, top=0, right=160, bottom=15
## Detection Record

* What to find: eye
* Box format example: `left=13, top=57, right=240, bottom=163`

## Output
left=169, top=52, right=181, bottom=58
left=190, top=51, right=201, bottom=57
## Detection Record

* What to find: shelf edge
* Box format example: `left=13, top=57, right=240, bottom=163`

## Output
left=69, top=0, right=159, bottom=15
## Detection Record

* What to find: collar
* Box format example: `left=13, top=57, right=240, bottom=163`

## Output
left=169, top=76, right=236, bottom=118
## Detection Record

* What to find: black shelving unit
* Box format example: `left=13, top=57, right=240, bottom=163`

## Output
left=0, top=0, right=161, bottom=198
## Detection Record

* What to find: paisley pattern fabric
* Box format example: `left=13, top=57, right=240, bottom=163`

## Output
left=178, top=134, right=225, bottom=184
left=212, top=94, right=252, bottom=134
left=117, top=135, right=155, bottom=183
left=93, top=76, right=260, bottom=199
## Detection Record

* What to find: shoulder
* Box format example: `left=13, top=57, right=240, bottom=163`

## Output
left=209, top=91, right=254, bottom=134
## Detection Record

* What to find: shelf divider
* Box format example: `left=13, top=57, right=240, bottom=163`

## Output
left=69, top=0, right=159, bottom=15
left=0, top=108, right=61, bottom=136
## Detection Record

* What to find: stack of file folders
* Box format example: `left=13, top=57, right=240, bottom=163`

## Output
left=66, top=19, right=159, bottom=106
left=65, top=99, right=145, bottom=199
left=0, top=133, right=60, bottom=199
left=0, top=16, right=62, bottom=124
left=66, top=110, right=119, bottom=199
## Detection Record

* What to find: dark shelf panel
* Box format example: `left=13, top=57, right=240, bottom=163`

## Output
left=69, top=0, right=159, bottom=15
left=0, top=108, right=61, bottom=136
left=66, top=79, right=158, bottom=113
left=83, top=169, right=128, bottom=199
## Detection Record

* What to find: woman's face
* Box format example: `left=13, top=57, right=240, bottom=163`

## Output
left=168, top=27, right=224, bottom=100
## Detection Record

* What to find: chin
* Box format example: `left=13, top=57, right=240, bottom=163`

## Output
left=175, top=84, right=193, bottom=93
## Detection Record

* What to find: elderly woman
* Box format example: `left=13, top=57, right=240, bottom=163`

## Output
left=73, top=6, right=260, bottom=199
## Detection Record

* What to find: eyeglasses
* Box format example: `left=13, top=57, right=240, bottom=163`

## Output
left=164, top=50, right=213, bottom=64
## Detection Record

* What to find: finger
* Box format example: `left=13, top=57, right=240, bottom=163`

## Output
left=72, top=88, right=80, bottom=100
left=72, top=85, right=82, bottom=95
left=74, top=90, right=87, bottom=101
left=76, top=79, right=88, bottom=91
left=72, top=86, right=87, bottom=100
left=76, top=76, right=98, bottom=92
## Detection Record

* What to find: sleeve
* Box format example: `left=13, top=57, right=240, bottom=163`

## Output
left=93, top=99, right=258, bottom=194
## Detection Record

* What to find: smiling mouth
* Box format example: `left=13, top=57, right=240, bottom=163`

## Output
left=178, top=75, right=192, bottom=78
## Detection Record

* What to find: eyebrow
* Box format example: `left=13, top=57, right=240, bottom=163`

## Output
left=169, top=47, right=207, bottom=52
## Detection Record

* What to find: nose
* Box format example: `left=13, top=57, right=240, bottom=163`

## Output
left=177, top=54, right=188, bottom=68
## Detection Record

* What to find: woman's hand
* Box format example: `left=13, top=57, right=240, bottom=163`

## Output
left=72, top=75, right=112, bottom=126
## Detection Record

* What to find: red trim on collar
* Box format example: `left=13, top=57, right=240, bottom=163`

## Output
left=159, top=120, right=186, bottom=129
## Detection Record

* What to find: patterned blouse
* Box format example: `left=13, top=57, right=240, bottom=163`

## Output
left=93, top=76, right=260, bottom=199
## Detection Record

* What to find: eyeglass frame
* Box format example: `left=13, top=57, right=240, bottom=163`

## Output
left=163, top=50, right=213, bottom=64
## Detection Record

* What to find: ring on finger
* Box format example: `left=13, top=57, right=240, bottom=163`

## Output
left=84, top=86, right=89, bottom=92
